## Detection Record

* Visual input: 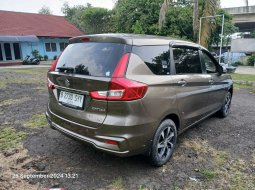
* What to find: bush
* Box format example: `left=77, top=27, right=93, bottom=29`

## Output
left=232, top=61, right=243, bottom=67
left=38, top=55, right=43, bottom=61
left=43, top=55, right=48, bottom=61
left=53, top=55, right=57, bottom=60
left=247, top=56, right=255, bottom=66
left=31, top=49, right=39, bottom=58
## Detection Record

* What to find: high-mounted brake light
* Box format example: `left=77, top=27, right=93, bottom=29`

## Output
left=82, top=37, right=90, bottom=42
left=89, top=53, right=148, bottom=101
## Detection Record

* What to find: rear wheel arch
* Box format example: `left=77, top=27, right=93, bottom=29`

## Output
left=163, top=113, right=180, bottom=131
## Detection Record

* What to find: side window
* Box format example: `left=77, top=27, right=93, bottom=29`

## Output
left=132, top=45, right=170, bottom=75
left=202, top=51, right=217, bottom=73
left=173, top=47, right=202, bottom=74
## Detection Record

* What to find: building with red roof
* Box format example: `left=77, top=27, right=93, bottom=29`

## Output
left=0, top=11, right=84, bottom=63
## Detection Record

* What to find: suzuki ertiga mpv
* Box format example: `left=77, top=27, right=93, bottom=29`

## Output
left=46, top=34, right=233, bottom=166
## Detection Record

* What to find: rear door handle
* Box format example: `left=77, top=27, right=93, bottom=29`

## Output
left=177, top=79, right=187, bottom=86
left=209, top=79, right=214, bottom=85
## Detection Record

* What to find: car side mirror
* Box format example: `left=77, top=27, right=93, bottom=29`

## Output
left=218, top=65, right=226, bottom=75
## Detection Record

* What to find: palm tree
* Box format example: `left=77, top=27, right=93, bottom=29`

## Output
left=193, top=0, right=199, bottom=41
left=158, top=0, right=172, bottom=30
left=199, top=0, right=219, bottom=48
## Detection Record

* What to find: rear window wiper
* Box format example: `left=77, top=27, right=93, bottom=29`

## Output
left=57, top=67, right=74, bottom=73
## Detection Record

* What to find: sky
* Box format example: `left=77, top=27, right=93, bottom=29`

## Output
left=0, top=0, right=254, bottom=15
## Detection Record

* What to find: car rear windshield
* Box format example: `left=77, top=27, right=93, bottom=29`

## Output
left=56, top=42, right=127, bottom=77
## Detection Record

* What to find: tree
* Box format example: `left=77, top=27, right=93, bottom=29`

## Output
left=62, top=3, right=113, bottom=34
left=81, top=7, right=113, bottom=34
left=61, top=0, right=237, bottom=47
left=199, top=0, right=219, bottom=48
left=38, top=5, right=52, bottom=15
left=209, top=9, right=238, bottom=48
left=132, top=20, right=145, bottom=34
left=193, top=0, right=199, bottom=41
left=158, top=0, right=172, bottom=30
left=161, top=5, right=193, bottom=40
left=112, top=0, right=163, bottom=34
left=61, top=2, right=86, bottom=31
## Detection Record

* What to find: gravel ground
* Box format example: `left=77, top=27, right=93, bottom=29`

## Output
left=0, top=68, right=254, bottom=190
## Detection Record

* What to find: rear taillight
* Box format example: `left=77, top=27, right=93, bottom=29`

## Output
left=48, top=54, right=61, bottom=89
left=47, top=79, right=55, bottom=89
left=90, top=78, right=147, bottom=101
left=104, top=139, right=118, bottom=146
left=49, top=54, right=61, bottom=72
left=112, top=53, right=130, bottom=77
left=89, top=53, right=148, bottom=101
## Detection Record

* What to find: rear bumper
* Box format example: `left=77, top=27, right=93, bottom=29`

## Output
left=46, top=106, right=155, bottom=157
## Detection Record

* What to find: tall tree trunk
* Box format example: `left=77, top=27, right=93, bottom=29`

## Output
left=200, top=0, right=219, bottom=48
left=193, top=0, right=199, bottom=42
left=158, top=0, right=172, bottom=30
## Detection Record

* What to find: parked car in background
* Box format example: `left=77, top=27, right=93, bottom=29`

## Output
left=46, top=34, right=233, bottom=166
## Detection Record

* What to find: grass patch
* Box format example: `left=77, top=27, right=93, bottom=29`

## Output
left=183, top=139, right=255, bottom=189
left=0, top=97, right=30, bottom=106
left=111, top=177, right=124, bottom=190
left=0, top=68, right=49, bottom=75
left=212, top=150, right=228, bottom=166
left=0, top=127, right=27, bottom=151
left=183, top=139, right=208, bottom=154
left=201, top=169, right=217, bottom=180
left=0, top=68, right=48, bottom=89
left=234, top=83, right=255, bottom=93
left=138, top=185, right=151, bottom=190
left=252, top=151, right=255, bottom=164
left=231, top=73, right=255, bottom=81
left=24, top=113, right=47, bottom=128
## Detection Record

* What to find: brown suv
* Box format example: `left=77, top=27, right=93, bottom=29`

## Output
left=46, top=34, right=233, bottom=166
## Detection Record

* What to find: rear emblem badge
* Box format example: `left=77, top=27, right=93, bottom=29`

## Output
left=65, top=79, right=70, bottom=87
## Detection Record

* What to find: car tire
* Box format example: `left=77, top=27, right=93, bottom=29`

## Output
left=218, top=91, right=232, bottom=118
left=149, top=119, right=177, bottom=167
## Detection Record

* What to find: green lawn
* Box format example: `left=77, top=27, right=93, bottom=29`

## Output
left=230, top=73, right=255, bottom=82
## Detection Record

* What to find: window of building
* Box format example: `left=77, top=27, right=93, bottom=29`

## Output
left=202, top=51, right=217, bottom=73
left=132, top=45, right=170, bottom=75
left=4, top=43, right=12, bottom=60
left=13, top=43, right=21, bottom=60
left=60, top=42, right=68, bottom=51
left=0, top=44, right=3, bottom=61
left=45, top=43, right=57, bottom=52
left=173, top=47, right=202, bottom=74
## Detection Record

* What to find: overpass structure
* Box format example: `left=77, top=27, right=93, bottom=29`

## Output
left=224, top=5, right=255, bottom=32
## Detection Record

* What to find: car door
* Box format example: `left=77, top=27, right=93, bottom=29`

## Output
left=172, top=46, right=211, bottom=128
left=201, top=50, right=227, bottom=112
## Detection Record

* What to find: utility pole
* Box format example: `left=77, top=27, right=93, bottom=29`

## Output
left=245, top=0, right=249, bottom=13
left=199, top=14, right=225, bottom=64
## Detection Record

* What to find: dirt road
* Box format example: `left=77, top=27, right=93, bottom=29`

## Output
left=0, top=68, right=254, bottom=190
